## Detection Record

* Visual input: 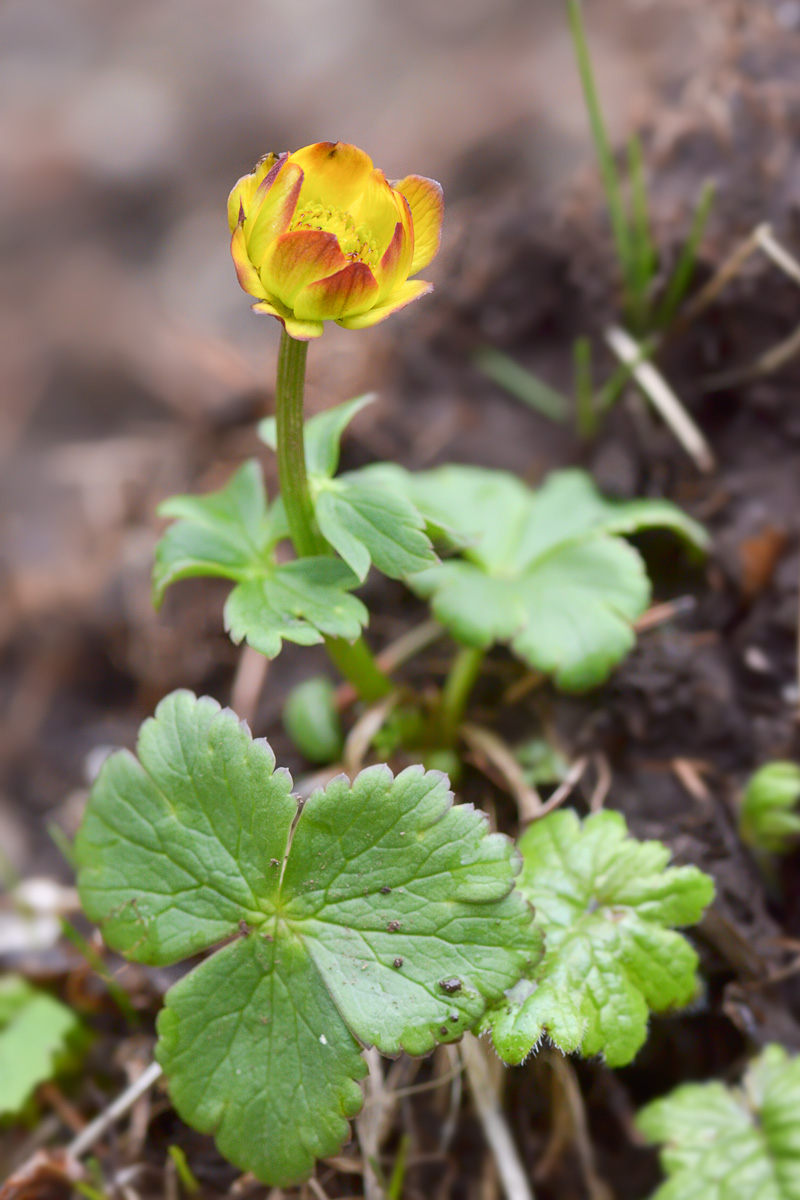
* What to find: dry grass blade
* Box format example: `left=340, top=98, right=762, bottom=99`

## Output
left=605, top=326, right=715, bottom=472
left=461, top=1035, right=535, bottom=1200
left=67, top=1060, right=163, bottom=1161
left=461, top=723, right=543, bottom=821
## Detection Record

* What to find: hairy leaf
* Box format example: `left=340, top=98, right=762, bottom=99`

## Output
left=483, top=809, right=714, bottom=1067
left=76, top=692, right=541, bottom=1185
left=385, top=465, right=707, bottom=689
left=637, top=1044, right=800, bottom=1200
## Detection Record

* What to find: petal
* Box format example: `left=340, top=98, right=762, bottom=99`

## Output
left=347, top=168, right=402, bottom=255
left=231, top=222, right=269, bottom=299
left=290, top=141, right=374, bottom=210
left=245, top=159, right=304, bottom=269
left=227, top=152, right=279, bottom=232
left=392, top=175, right=444, bottom=274
left=337, top=278, right=432, bottom=330
left=374, top=201, right=413, bottom=302
left=293, top=261, right=380, bottom=322
left=260, top=229, right=347, bottom=308
left=251, top=299, right=324, bottom=341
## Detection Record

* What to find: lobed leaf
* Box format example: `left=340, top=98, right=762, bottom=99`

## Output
left=76, top=691, right=541, bottom=1185
left=260, top=397, right=437, bottom=581
left=153, top=461, right=284, bottom=607
left=637, top=1044, right=800, bottom=1200
left=482, top=809, right=714, bottom=1067
left=152, top=465, right=367, bottom=658
left=225, top=558, right=368, bottom=657
left=385, top=465, right=707, bottom=690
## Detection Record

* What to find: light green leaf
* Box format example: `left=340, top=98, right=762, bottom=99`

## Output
left=76, top=691, right=541, bottom=1185
left=315, top=476, right=437, bottom=582
left=394, top=466, right=707, bottom=690
left=637, top=1044, right=800, bottom=1200
left=0, top=976, right=80, bottom=1116
left=153, top=464, right=367, bottom=659
left=153, top=461, right=283, bottom=607
left=259, top=393, right=376, bottom=479
left=482, top=809, right=714, bottom=1067
left=224, top=559, right=368, bottom=658
left=740, top=762, right=800, bottom=855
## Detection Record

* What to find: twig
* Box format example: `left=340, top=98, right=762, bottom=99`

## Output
left=230, top=646, right=269, bottom=726
left=342, top=692, right=399, bottom=775
left=634, top=596, right=695, bottom=632
left=308, top=1179, right=331, bottom=1200
left=605, top=326, right=715, bottom=473
left=677, top=225, right=764, bottom=328
left=544, top=1053, right=613, bottom=1200
left=589, top=753, right=612, bottom=812
left=532, top=756, right=590, bottom=821
left=357, top=1048, right=389, bottom=1200
left=67, top=1060, right=163, bottom=1160
left=335, top=620, right=443, bottom=709
left=461, top=1035, right=535, bottom=1200
left=755, top=225, right=800, bottom=288
left=461, top=723, right=543, bottom=821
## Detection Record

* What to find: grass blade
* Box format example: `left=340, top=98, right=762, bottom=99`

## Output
left=655, top=180, right=716, bottom=329
left=475, top=347, right=570, bottom=423
left=567, top=0, right=632, bottom=298
left=573, top=337, right=597, bottom=437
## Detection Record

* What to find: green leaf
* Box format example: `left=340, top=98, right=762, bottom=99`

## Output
left=76, top=691, right=541, bottom=1185
left=283, top=675, right=344, bottom=764
left=395, top=466, right=707, bottom=690
left=315, top=475, right=437, bottom=582
left=739, top=762, right=800, bottom=855
left=482, top=809, right=714, bottom=1067
left=153, top=464, right=367, bottom=658
left=0, top=976, right=81, bottom=1116
left=224, top=558, right=368, bottom=658
left=259, top=393, right=376, bottom=480
left=153, top=461, right=286, bottom=607
left=637, top=1044, right=800, bottom=1200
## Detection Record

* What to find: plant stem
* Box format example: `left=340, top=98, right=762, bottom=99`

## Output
left=274, top=328, right=393, bottom=702
left=275, top=330, right=324, bottom=557
left=439, top=645, right=485, bottom=743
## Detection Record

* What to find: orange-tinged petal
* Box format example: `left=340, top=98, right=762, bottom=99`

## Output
left=348, top=168, right=401, bottom=256
left=251, top=299, right=324, bottom=340
left=227, top=152, right=279, bottom=232
left=231, top=222, right=269, bottom=300
left=293, top=261, right=380, bottom=322
left=393, top=175, right=444, bottom=274
left=291, top=141, right=374, bottom=211
left=337, top=278, right=432, bottom=330
left=373, top=221, right=407, bottom=302
left=260, top=229, right=347, bottom=308
left=245, top=159, right=304, bottom=268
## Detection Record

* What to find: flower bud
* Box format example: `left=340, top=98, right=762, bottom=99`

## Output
left=228, top=142, right=443, bottom=340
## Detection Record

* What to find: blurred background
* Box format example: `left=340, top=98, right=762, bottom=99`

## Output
left=0, top=0, right=765, bottom=877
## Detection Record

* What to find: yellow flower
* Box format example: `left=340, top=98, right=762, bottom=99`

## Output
left=227, top=141, right=444, bottom=340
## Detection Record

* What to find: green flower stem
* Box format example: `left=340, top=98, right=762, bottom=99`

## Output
left=439, top=645, right=485, bottom=743
left=275, top=330, right=323, bottom=557
left=274, top=328, right=393, bottom=703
